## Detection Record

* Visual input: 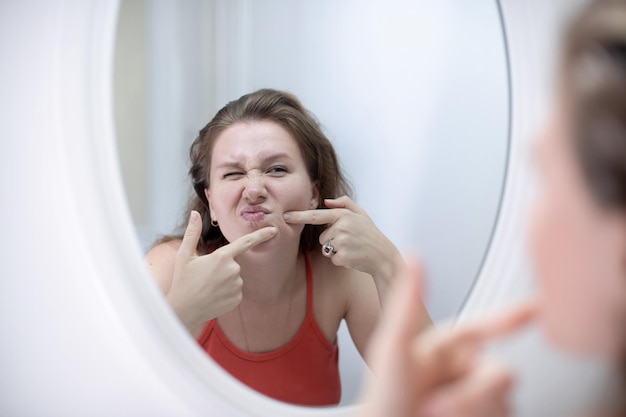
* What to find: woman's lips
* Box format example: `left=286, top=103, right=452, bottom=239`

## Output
left=240, top=206, right=271, bottom=222
left=242, top=211, right=267, bottom=222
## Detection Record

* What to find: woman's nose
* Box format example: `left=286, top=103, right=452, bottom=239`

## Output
left=242, top=172, right=267, bottom=203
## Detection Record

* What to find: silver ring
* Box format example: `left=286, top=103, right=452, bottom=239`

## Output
left=322, top=241, right=336, bottom=257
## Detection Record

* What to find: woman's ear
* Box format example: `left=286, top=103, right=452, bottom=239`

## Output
left=204, top=188, right=215, bottom=218
left=310, top=181, right=320, bottom=209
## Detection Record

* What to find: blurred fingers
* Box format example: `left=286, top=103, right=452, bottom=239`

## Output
left=413, top=300, right=536, bottom=388
left=449, top=300, right=537, bottom=348
left=420, top=361, right=514, bottom=417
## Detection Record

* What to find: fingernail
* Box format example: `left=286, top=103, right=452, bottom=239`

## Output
left=269, top=226, right=278, bottom=235
left=283, top=213, right=291, bottom=220
left=190, top=211, right=199, bottom=223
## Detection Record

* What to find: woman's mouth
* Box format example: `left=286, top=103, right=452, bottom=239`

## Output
left=240, top=206, right=271, bottom=222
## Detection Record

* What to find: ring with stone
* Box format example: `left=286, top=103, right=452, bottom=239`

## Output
left=322, top=241, right=336, bottom=257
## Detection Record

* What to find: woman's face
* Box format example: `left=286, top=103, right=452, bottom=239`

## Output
left=206, top=120, right=319, bottom=249
left=530, top=101, right=626, bottom=359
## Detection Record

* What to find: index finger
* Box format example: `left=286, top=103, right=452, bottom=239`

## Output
left=416, top=300, right=536, bottom=384
left=283, top=208, right=349, bottom=225
left=448, top=300, right=538, bottom=348
left=218, top=226, right=278, bottom=258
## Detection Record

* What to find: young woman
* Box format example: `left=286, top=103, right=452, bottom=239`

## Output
left=360, top=0, right=626, bottom=416
left=146, top=89, right=432, bottom=406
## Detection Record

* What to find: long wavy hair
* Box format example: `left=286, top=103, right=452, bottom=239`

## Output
left=156, top=88, right=352, bottom=254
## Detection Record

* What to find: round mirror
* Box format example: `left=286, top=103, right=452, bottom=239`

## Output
left=113, top=0, right=509, bottom=407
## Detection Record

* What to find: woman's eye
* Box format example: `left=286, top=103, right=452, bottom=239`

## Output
left=223, top=172, right=244, bottom=179
left=268, top=166, right=288, bottom=175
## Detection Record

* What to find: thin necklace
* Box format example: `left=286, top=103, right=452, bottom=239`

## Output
left=238, top=273, right=296, bottom=353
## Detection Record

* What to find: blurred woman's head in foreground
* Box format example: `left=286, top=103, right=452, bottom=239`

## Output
left=531, top=0, right=626, bottom=360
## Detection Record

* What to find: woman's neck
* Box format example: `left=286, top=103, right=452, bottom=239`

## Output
left=236, top=241, right=302, bottom=305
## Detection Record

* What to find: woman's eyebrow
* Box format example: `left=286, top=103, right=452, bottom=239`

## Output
left=215, top=153, right=293, bottom=170
left=214, top=161, right=243, bottom=170
left=259, top=152, right=293, bottom=163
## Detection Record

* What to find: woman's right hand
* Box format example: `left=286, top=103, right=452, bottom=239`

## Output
left=166, top=211, right=277, bottom=333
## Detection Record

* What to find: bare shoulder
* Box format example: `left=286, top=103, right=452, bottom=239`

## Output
left=146, top=239, right=181, bottom=264
left=145, top=239, right=182, bottom=295
left=308, top=250, right=378, bottom=315
left=310, top=249, right=370, bottom=278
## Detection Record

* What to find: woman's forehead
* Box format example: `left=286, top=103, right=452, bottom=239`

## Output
left=211, top=121, right=304, bottom=164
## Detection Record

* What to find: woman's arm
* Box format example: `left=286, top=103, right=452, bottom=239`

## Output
left=342, top=269, right=383, bottom=361
left=341, top=268, right=432, bottom=364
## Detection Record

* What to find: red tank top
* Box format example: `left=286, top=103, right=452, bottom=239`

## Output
left=196, top=252, right=341, bottom=406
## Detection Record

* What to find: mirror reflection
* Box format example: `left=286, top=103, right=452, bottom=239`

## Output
left=113, top=0, right=510, bottom=407
left=146, top=88, right=431, bottom=406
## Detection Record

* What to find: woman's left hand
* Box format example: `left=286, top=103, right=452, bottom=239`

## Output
left=283, top=196, right=403, bottom=281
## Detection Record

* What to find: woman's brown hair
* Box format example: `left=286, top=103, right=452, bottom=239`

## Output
left=156, top=88, right=352, bottom=254
left=562, top=0, right=626, bottom=208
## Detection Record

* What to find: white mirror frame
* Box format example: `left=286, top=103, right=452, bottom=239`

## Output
left=0, top=0, right=591, bottom=416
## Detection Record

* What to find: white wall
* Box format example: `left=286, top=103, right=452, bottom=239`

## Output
left=114, top=0, right=149, bottom=229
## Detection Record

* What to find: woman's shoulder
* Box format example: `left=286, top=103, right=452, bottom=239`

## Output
left=307, top=249, right=373, bottom=290
left=306, top=249, right=381, bottom=332
left=146, top=238, right=183, bottom=294
left=146, top=238, right=182, bottom=264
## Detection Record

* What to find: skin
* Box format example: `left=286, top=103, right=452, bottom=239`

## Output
left=147, top=120, right=430, bottom=359
left=530, top=101, right=626, bottom=359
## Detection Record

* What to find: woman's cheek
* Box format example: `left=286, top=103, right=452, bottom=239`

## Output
left=530, top=192, right=554, bottom=289
left=530, top=191, right=572, bottom=336
left=531, top=186, right=602, bottom=352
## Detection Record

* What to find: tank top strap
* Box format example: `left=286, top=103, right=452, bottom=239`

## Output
left=303, top=251, right=314, bottom=314
left=197, top=316, right=216, bottom=346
